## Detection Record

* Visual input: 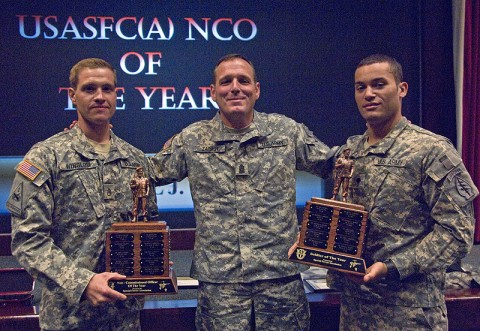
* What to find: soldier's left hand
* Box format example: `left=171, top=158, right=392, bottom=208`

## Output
left=363, top=262, right=388, bottom=283
left=344, top=261, right=387, bottom=284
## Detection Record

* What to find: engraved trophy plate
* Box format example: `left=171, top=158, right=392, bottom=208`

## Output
left=289, top=148, right=369, bottom=275
left=105, top=166, right=177, bottom=295
left=106, top=222, right=177, bottom=295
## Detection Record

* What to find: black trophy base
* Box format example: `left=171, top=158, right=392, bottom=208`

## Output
left=109, top=268, right=178, bottom=295
left=289, top=246, right=366, bottom=275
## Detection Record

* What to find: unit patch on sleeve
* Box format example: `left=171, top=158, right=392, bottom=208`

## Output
left=6, top=182, right=23, bottom=217
left=447, top=168, right=476, bottom=203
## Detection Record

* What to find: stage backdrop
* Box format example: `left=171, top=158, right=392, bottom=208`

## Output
left=0, top=1, right=421, bottom=219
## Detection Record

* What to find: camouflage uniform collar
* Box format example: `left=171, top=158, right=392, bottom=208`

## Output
left=352, top=117, right=409, bottom=156
left=69, top=125, right=127, bottom=160
left=105, top=131, right=132, bottom=161
left=251, top=111, right=274, bottom=137
left=69, top=125, right=97, bottom=159
left=211, top=110, right=272, bottom=142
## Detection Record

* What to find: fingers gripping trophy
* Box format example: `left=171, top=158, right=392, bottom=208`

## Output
left=289, top=148, right=369, bottom=275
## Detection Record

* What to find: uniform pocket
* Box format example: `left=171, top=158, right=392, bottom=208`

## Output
left=370, top=168, right=418, bottom=231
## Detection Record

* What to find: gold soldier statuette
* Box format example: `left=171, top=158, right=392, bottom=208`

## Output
left=130, top=166, right=150, bottom=222
left=332, top=148, right=354, bottom=202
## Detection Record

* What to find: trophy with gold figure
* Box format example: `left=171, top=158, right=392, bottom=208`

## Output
left=105, top=167, right=178, bottom=294
left=289, top=149, right=369, bottom=275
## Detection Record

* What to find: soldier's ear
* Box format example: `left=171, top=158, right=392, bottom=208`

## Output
left=398, top=82, right=408, bottom=98
left=68, top=88, right=77, bottom=104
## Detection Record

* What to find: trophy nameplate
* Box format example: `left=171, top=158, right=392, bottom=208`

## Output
left=106, top=221, right=178, bottom=295
left=289, top=198, right=368, bottom=274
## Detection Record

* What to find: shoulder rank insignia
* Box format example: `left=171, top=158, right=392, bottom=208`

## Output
left=17, top=159, right=42, bottom=181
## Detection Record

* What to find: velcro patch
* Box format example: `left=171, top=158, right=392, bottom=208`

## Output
left=374, top=158, right=406, bottom=167
left=257, top=139, right=288, bottom=149
left=17, top=160, right=42, bottom=181
left=120, top=160, right=140, bottom=169
left=448, top=168, right=476, bottom=201
left=195, top=145, right=226, bottom=153
left=6, top=183, right=23, bottom=217
left=60, top=161, right=96, bottom=171
left=454, top=175, right=475, bottom=200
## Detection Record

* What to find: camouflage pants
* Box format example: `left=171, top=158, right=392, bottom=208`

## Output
left=196, top=275, right=310, bottom=331
left=42, top=300, right=141, bottom=331
left=339, top=294, right=448, bottom=331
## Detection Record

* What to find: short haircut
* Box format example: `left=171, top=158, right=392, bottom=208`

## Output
left=212, top=54, right=257, bottom=83
left=357, top=54, right=403, bottom=84
left=69, top=58, right=117, bottom=89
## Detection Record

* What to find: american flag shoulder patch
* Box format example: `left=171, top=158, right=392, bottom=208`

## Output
left=17, top=159, right=42, bottom=181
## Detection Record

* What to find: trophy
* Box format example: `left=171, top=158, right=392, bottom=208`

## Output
left=105, top=167, right=177, bottom=295
left=289, top=148, right=369, bottom=274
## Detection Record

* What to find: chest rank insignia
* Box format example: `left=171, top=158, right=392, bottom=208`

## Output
left=236, top=163, right=249, bottom=176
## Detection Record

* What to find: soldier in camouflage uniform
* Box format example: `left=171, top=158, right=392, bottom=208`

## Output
left=327, top=54, right=478, bottom=330
left=6, top=58, right=157, bottom=330
left=150, top=54, right=335, bottom=330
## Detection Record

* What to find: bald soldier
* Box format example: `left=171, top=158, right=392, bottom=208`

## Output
left=150, top=54, right=336, bottom=330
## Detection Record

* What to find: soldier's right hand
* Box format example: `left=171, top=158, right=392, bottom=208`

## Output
left=287, top=233, right=300, bottom=257
left=83, top=272, right=128, bottom=306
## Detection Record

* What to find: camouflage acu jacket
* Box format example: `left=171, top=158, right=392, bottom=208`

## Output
left=7, top=125, right=156, bottom=329
left=150, top=111, right=334, bottom=283
left=328, top=117, right=478, bottom=307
